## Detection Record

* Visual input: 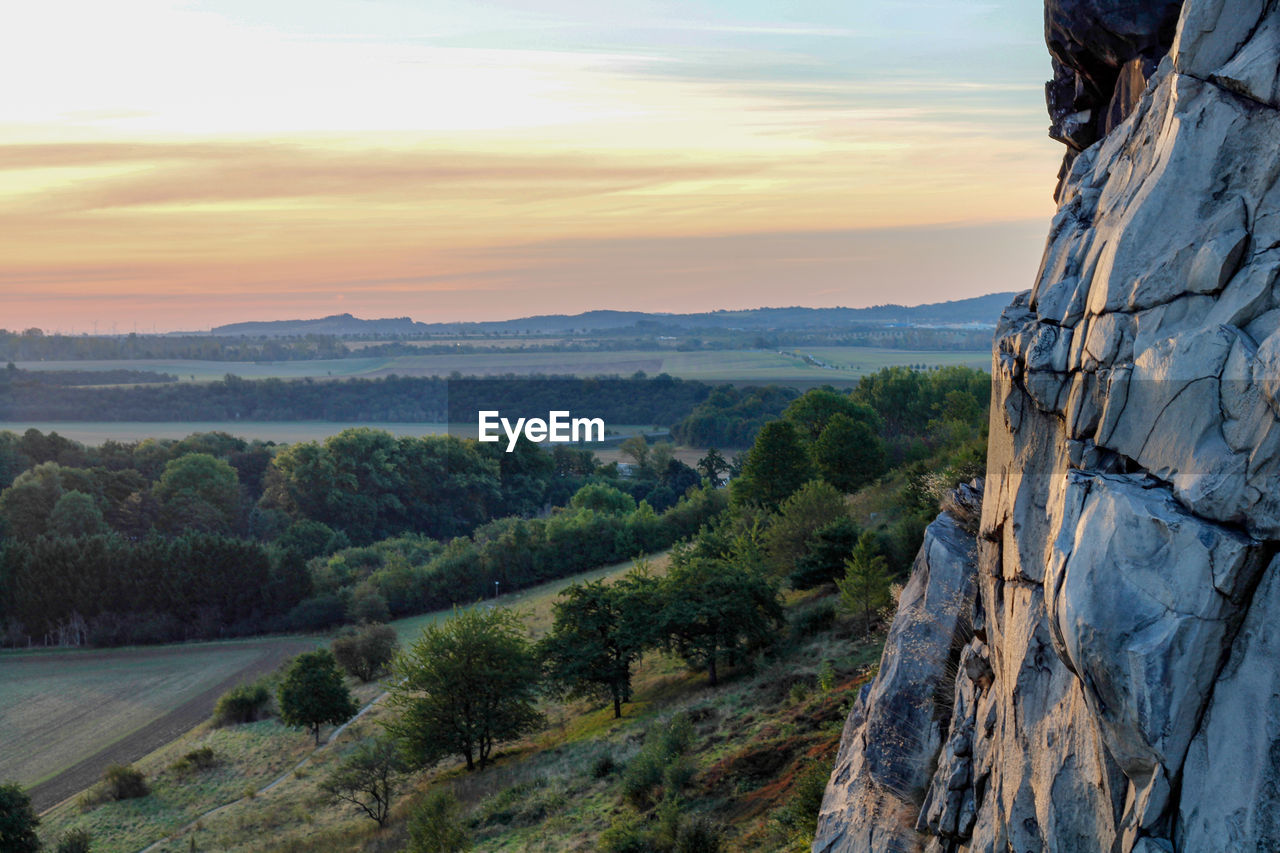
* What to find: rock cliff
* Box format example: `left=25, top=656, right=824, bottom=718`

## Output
left=815, top=1, right=1280, bottom=850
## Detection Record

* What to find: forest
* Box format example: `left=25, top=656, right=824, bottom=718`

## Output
left=0, top=365, right=988, bottom=652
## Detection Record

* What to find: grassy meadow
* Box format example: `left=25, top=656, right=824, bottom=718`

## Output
left=2, top=554, right=668, bottom=822
left=13, top=346, right=988, bottom=386
left=35, top=577, right=879, bottom=853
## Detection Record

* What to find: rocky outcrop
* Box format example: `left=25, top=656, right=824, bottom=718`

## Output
left=817, top=1, right=1280, bottom=850
left=814, top=505, right=980, bottom=853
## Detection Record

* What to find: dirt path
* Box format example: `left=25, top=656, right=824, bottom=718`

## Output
left=30, top=638, right=316, bottom=813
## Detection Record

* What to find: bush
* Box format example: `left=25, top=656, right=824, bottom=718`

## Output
left=772, top=759, right=831, bottom=844
left=622, top=714, right=696, bottom=807
left=172, top=746, right=218, bottom=775
left=331, top=623, right=399, bottom=682
left=600, top=813, right=653, bottom=853
left=789, top=600, right=837, bottom=638
left=55, top=829, right=93, bottom=853
left=102, top=764, right=148, bottom=800
left=213, top=682, right=272, bottom=726
left=676, top=817, right=723, bottom=853
left=346, top=585, right=391, bottom=625
left=287, top=593, right=347, bottom=631
left=591, top=753, right=617, bottom=778
left=0, top=782, right=40, bottom=853
left=408, top=787, right=471, bottom=853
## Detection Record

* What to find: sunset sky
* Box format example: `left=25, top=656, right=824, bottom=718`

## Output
left=1, top=0, right=1061, bottom=332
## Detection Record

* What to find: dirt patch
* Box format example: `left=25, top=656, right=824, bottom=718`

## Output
left=27, top=638, right=314, bottom=813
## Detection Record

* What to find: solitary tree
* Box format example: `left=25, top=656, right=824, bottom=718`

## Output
left=388, top=606, right=542, bottom=771
left=332, top=623, right=400, bottom=682
left=540, top=571, right=659, bottom=718
left=320, top=737, right=404, bottom=827
left=659, top=556, right=783, bottom=686
left=0, top=782, right=40, bottom=853
left=837, top=532, right=894, bottom=639
left=618, top=435, right=650, bottom=470
left=278, top=649, right=358, bottom=745
left=696, top=448, right=729, bottom=485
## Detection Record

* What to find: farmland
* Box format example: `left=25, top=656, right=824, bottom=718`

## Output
left=0, top=421, right=451, bottom=445
left=12, top=346, right=988, bottom=386
left=0, top=422, right=665, bottom=445
left=0, top=554, right=667, bottom=816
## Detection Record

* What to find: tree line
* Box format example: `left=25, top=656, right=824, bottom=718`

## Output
left=0, top=426, right=723, bottom=646
left=0, top=372, right=714, bottom=425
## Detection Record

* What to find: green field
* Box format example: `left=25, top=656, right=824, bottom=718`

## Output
left=0, top=422, right=665, bottom=445
left=14, top=346, right=988, bottom=386
left=0, top=641, right=313, bottom=790
left=0, top=554, right=665, bottom=808
left=0, top=421, right=452, bottom=445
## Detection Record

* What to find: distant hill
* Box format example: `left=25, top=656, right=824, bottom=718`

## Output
left=207, top=293, right=1017, bottom=337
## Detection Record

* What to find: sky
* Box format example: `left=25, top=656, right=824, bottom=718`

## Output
left=0, top=0, right=1061, bottom=332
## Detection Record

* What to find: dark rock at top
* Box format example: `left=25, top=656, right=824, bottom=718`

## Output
left=1044, top=0, right=1183, bottom=196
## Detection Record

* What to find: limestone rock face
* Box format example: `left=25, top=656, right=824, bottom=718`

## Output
left=813, top=509, right=979, bottom=853
left=816, top=0, right=1280, bottom=850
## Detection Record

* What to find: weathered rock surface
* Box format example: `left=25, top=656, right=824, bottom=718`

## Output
left=817, top=0, right=1280, bottom=850
left=813, top=508, right=979, bottom=853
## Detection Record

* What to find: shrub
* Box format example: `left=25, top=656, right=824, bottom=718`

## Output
left=331, top=623, right=399, bottom=682
left=346, top=585, right=391, bottom=625
left=55, top=829, right=93, bottom=853
left=213, top=682, right=271, bottom=726
left=287, top=593, right=346, bottom=631
left=408, top=787, right=471, bottom=853
left=789, top=600, right=837, bottom=638
left=600, top=813, right=652, bottom=853
left=0, top=782, right=40, bottom=853
left=676, top=817, right=723, bottom=853
left=102, top=764, right=148, bottom=800
left=591, top=754, right=617, bottom=779
left=172, top=746, right=218, bottom=775
left=622, top=714, right=696, bottom=807
left=772, top=759, right=831, bottom=844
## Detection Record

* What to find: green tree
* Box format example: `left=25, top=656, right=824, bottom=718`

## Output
left=388, top=606, right=542, bottom=771
left=540, top=570, right=659, bottom=719
left=837, top=532, right=893, bottom=640
left=659, top=556, right=783, bottom=686
left=696, top=448, right=729, bottom=484
left=762, top=480, right=848, bottom=578
left=332, top=623, right=399, bottom=682
left=569, top=482, right=636, bottom=516
left=0, top=461, right=64, bottom=540
left=278, top=649, right=358, bottom=745
left=320, top=737, right=404, bottom=827
left=729, top=420, right=811, bottom=512
left=789, top=517, right=861, bottom=589
left=783, top=388, right=880, bottom=441
left=48, top=490, right=107, bottom=538
left=408, top=787, right=471, bottom=852
left=618, top=435, right=650, bottom=469
left=810, top=413, right=888, bottom=493
left=154, top=452, right=241, bottom=534
left=0, top=782, right=40, bottom=853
